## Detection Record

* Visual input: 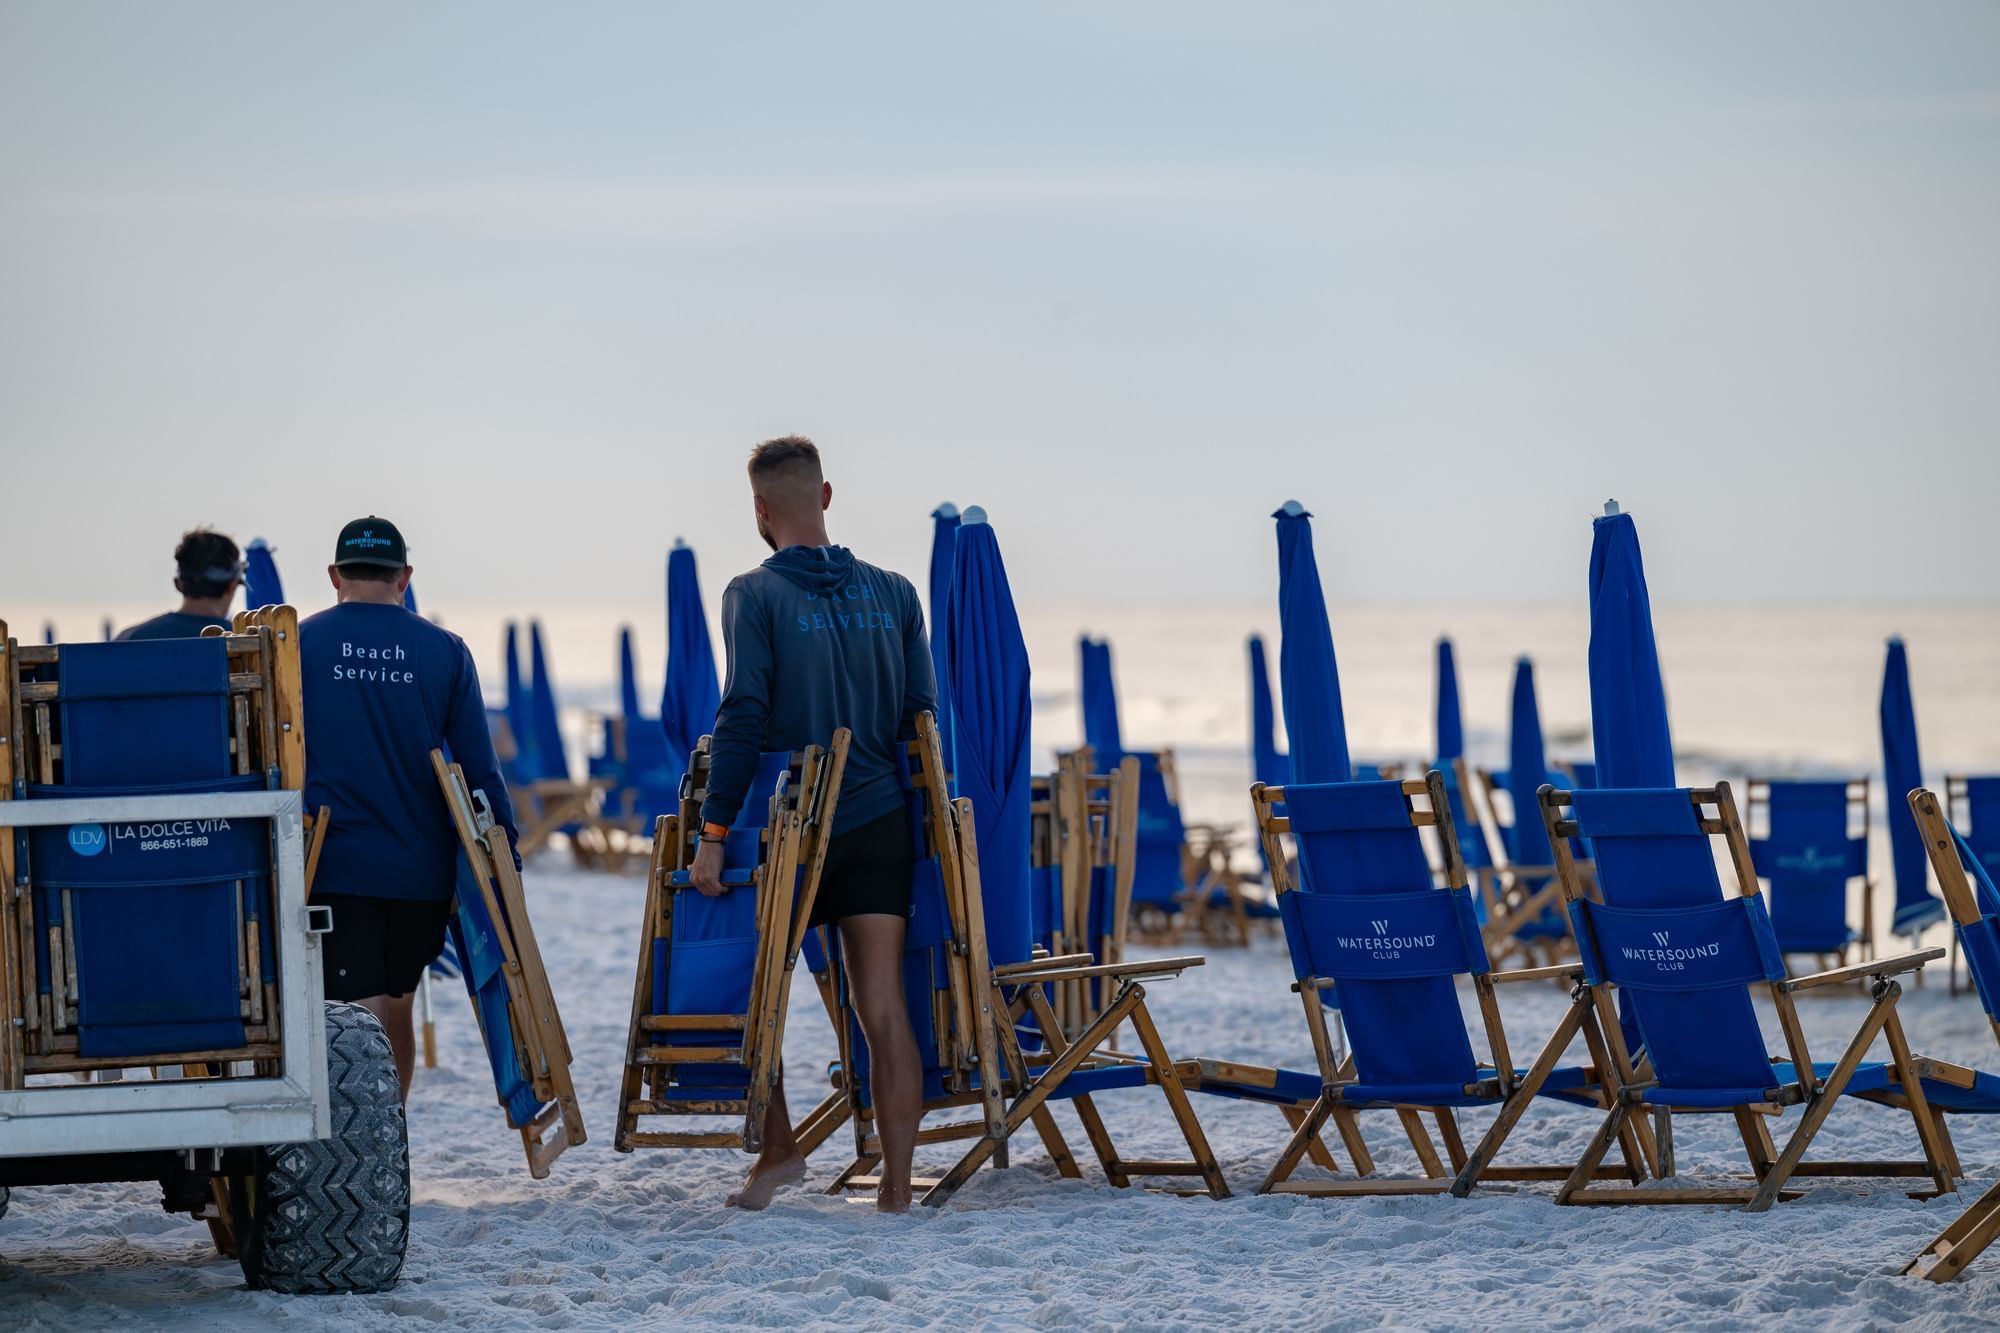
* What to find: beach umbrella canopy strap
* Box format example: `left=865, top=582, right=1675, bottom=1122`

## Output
left=1272, top=502, right=1351, bottom=784
left=944, top=508, right=1035, bottom=968
left=1881, top=637, right=1944, bottom=935
left=662, top=542, right=723, bottom=774
left=1435, top=637, right=1465, bottom=764
left=1586, top=509, right=1675, bottom=788
left=528, top=621, right=569, bottom=781
left=928, top=504, right=960, bottom=781
left=1249, top=633, right=1288, bottom=787
left=243, top=538, right=284, bottom=611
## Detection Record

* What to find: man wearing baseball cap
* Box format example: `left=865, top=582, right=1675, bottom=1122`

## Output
left=115, top=527, right=245, bottom=640
left=299, top=516, right=519, bottom=1100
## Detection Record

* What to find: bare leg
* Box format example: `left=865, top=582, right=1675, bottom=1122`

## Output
left=727, top=1071, right=808, bottom=1210
left=356, top=993, right=417, bottom=1103
left=841, top=913, right=920, bottom=1213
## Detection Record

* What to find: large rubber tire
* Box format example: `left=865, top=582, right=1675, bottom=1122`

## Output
left=233, top=1001, right=410, bottom=1293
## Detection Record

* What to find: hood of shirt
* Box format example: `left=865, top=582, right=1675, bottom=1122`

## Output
left=762, top=544, right=857, bottom=595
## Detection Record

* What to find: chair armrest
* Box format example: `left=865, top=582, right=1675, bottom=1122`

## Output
left=1000, top=954, right=1207, bottom=985
left=1491, top=963, right=1585, bottom=985
left=992, top=953, right=1094, bottom=978
left=1783, top=948, right=1944, bottom=992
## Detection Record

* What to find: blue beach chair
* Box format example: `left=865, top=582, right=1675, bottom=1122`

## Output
left=816, top=713, right=1228, bottom=1205
left=2, top=622, right=299, bottom=1078
left=1905, top=787, right=2000, bottom=1280
left=1193, top=772, right=1649, bottom=1197
left=1946, top=775, right=2000, bottom=996
left=1540, top=781, right=1956, bottom=1209
left=1745, top=778, right=1875, bottom=971
left=433, top=750, right=587, bottom=1176
left=612, top=734, right=849, bottom=1156
left=1472, top=763, right=1575, bottom=966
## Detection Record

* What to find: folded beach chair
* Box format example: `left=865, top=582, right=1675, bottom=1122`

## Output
left=1745, top=778, right=1875, bottom=973
left=817, top=712, right=1228, bottom=1205
left=1471, top=764, right=1575, bottom=967
left=1945, top=775, right=2000, bottom=995
left=1191, top=771, right=1647, bottom=1196
left=612, top=733, right=850, bottom=1155
left=1540, top=781, right=1956, bottom=1209
left=432, top=750, right=587, bottom=1176
left=0, top=612, right=309, bottom=1086
left=1903, top=788, right=2000, bottom=1280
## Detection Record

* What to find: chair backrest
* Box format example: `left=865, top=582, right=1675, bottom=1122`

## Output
left=7, top=618, right=298, bottom=1066
left=1948, top=775, right=2000, bottom=887
left=1548, top=785, right=1795, bottom=1097
left=1254, top=773, right=1495, bottom=1097
left=1910, top=789, right=2000, bottom=1042
left=1746, top=778, right=1868, bottom=954
left=1126, top=749, right=1187, bottom=911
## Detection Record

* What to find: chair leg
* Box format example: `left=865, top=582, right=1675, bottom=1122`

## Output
left=1126, top=996, right=1231, bottom=1198
left=1734, top=1107, right=1775, bottom=1183
left=1434, top=1110, right=1468, bottom=1173
left=1028, top=1106, right=1084, bottom=1179
left=1398, top=1108, right=1447, bottom=1179
left=1906, top=1178, right=2000, bottom=1282
left=1280, top=1103, right=1343, bottom=1173
left=1556, top=1100, right=1632, bottom=1205
left=1880, top=1004, right=1956, bottom=1197
left=1067, top=1094, right=1132, bottom=1187
left=1451, top=991, right=1588, bottom=1197
left=1653, top=1108, right=1674, bottom=1180
left=1747, top=993, right=1893, bottom=1212
left=1262, top=1094, right=1338, bottom=1195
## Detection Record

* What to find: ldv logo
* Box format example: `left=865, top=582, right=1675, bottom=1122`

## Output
left=68, top=824, right=108, bottom=857
left=1652, top=930, right=1671, bottom=947
left=1371, top=919, right=1390, bottom=935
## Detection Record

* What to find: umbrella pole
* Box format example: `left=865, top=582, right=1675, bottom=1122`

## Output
left=419, top=969, right=438, bottom=1070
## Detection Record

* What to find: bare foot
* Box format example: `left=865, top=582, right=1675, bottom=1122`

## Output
left=875, top=1180, right=913, bottom=1214
left=726, top=1153, right=807, bottom=1210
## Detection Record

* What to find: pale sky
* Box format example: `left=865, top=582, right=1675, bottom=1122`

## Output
left=3, top=2, right=1996, bottom=619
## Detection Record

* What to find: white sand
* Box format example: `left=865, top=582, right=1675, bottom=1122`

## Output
left=4, top=858, right=1998, bottom=1331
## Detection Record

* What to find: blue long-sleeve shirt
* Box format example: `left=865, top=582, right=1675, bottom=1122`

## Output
left=700, top=545, right=937, bottom=835
left=301, top=601, right=519, bottom=900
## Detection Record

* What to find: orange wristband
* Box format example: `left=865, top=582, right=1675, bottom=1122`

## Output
left=702, top=822, right=729, bottom=839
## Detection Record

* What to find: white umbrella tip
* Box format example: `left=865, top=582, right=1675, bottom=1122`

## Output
left=962, top=505, right=990, bottom=525
left=672, top=536, right=689, bottom=550
left=248, top=536, right=270, bottom=550
left=1280, top=499, right=1306, bottom=517
left=1603, top=498, right=1621, bottom=516
left=935, top=502, right=959, bottom=519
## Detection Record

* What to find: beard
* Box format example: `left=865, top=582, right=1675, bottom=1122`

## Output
left=756, top=515, right=777, bottom=551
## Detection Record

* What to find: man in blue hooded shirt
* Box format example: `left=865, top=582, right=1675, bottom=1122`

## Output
left=691, top=436, right=936, bottom=1212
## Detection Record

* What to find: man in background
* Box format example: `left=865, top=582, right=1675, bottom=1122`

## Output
left=299, top=515, right=518, bottom=1100
left=691, top=437, right=936, bottom=1212
left=116, top=527, right=243, bottom=640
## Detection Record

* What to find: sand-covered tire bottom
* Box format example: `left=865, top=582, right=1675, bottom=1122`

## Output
left=231, top=1001, right=410, bottom=1294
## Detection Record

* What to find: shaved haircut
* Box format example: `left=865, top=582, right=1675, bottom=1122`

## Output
left=747, top=435, right=824, bottom=503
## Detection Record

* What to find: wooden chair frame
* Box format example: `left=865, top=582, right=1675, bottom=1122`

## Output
left=818, top=713, right=1230, bottom=1206
left=0, top=611, right=304, bottom=1087
left=1743, top=776, right=1877, bottom=975
left=1541, top=781, right=1954, bottom=1210
left=1222, top=771, right=1649, bottom=1198
left=1471, top=762, right=1578, bottom=969
left=1944, top=774, right=2000, bottom=996
left=1902, top=788, right=2000, bottom=1280
left=612, top=733, right=849, bottom=1157
left=433, top=750, right=588, bottom=1177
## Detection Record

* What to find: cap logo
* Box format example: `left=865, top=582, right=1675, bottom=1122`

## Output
left=347, top=530, right=394, bottom=549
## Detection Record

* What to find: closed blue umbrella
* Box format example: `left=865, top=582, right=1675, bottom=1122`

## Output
left=101, top=618, right=113, bottom=641
left=1248, top=633, right=1287, bottom=787
left=403, top=583, right=419, bottom=615
left=944, top=506, right=1034, bottom=968
left=1435, top=637, right=1465, bottom=763
left=661, top=541, right=722, bottom=777
left=243, top=538, right=284, bottom=610
left=1078, top=637, right=1124, bottom=766
left=1272, top=501, right=1351, bottom=784
left=928, top=504, right=960, bottom=782
left=528, top=620, right=568, bottom=781
left=1507, top=658, right=1556, bottom=867
left=42, top=624, right=55, bottom=645
left=1587, top=507, right=1674, bottom=788
left=1881, top=637, right=1943, bottom=936
left=503, top=622, right=537, bottom=777
left=617, top=626, right=644, bottom=722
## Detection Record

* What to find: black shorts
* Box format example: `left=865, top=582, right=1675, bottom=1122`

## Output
left=809, top=810, right=916, bottom=929
left=318, top=893, right=453, bottom=1002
